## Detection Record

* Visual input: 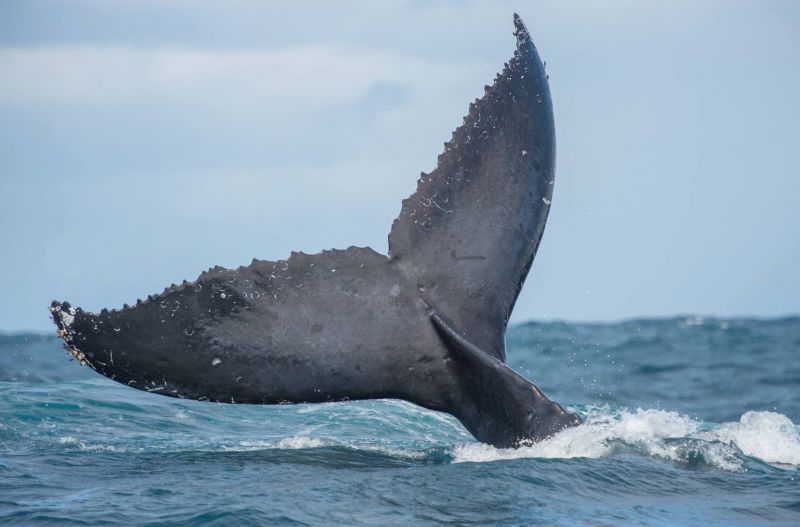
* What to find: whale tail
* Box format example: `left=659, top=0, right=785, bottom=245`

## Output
left=49, top=15, right=579, bottom=447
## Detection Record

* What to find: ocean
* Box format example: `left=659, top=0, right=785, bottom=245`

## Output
left=1, top=317, right=798, bottom=526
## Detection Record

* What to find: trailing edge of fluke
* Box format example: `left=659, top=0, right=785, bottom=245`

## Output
left=50, top=14, right=582, bottom=448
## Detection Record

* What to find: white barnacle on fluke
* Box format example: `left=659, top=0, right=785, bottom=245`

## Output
left=50, top=303, right=87, bottom=364
left=51, top=305, right=74, bottom=328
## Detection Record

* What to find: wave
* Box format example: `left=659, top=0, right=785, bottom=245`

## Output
left=49, top=402, right=800, bottom=472
left=452, top=407, right=800, bottom=471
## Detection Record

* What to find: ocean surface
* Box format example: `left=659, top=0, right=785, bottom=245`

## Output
left=1, top=317, right=798, bottom=526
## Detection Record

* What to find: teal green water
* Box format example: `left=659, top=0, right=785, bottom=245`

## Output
left=1, top=318, right=799, bottom=525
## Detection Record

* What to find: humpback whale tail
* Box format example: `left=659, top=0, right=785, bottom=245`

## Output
left=49, top=15, right=581, bottom=448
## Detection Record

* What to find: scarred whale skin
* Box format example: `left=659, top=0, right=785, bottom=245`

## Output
left=49, top=14, right=581, bottom=448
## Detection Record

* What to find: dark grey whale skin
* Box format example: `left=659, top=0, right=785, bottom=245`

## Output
left=50, top=15, right=581, bottom=448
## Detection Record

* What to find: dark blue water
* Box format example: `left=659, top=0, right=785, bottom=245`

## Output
left=2, top=317, right=799, bottom=526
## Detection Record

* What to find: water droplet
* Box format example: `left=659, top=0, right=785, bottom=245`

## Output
left=211, top=358, right=222, bottom=366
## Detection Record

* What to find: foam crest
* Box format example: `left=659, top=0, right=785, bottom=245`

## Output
left=223, top=436, right=330, bottom=451
left=702, top=411, right=800, bottom=466
left=58, top=435, right=126, bottom=453
left=452, top=408, right=699, bottom=464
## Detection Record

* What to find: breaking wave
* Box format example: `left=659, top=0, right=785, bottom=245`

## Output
left=49, top=402, right=800, bottom=472
left=452, top=407, right=800, bottom=471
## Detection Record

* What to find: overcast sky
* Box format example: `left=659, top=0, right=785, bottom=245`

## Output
left=1, top=0, right=798, bottom=331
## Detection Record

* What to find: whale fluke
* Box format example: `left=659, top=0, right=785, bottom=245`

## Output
left=49, top=15, right=581, bottom=448
left=389, top=13, right=555, bottom=363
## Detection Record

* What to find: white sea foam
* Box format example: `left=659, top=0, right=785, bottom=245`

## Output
left=58, top=435, right=126, bottom=453
left=701, top=411, right=800, bottom=466
left=452, top=408, right=698, bottom=464
left=275, top=436, right=328, bottom=449
left=451, top=408, right=800, bottom=471
left=228, top=435, right=329, bottom=451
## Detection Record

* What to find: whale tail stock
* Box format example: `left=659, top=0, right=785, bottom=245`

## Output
left=49, top=15, right=581, bottom=448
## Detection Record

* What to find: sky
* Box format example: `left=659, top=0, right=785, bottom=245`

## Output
left=1, top=0, right=798, bottom=332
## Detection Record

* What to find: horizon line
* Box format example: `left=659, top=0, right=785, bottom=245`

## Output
left=2, top=312, right=798, bottom=337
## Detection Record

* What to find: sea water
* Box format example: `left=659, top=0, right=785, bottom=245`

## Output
left=1, top=317, right=798, bottom=525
